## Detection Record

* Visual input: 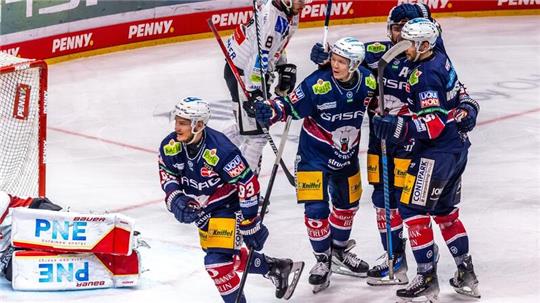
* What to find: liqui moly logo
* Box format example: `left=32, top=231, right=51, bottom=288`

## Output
left=128, top=20, right=174, bottom=39
left=52, top=33, right=93, bottom=53
left=301, top=1, right=353, bottom=18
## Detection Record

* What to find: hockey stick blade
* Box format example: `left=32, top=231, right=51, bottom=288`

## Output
left=282, top=261, right=304, bottom=300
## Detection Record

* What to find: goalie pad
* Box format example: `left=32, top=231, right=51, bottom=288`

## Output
left=11, top=250, right=140, bottom=290
left=11, top=208, right=135, bottom=255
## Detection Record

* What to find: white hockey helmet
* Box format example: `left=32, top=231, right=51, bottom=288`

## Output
left=331, top=37, right=365, bottom=73
left=401, top=18, right=439, bottom=52
left=173, top=96, right=210, bottom=135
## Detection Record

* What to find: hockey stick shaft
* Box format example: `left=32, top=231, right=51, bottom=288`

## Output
left=250, top=1, right=296, bottom=185
left=235, top=116, right=293, bottom=303
left=322, top=0, right=332, bottom=49
left=207, top=18, right=295, bottom=187
left=376, top=40, right=412, bottom=280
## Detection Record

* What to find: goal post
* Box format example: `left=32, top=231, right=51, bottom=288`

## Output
left=0, top=53, right=47, bottom=197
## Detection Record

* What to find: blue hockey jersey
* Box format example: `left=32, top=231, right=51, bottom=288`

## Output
left=277, top=66, right=377, bottom=171
left=158, top=127, right=260, bottom=219
left=403, top=49, right=470, bottom=153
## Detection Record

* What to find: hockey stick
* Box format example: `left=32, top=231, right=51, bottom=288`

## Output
left=322, top=0, right=332, bottom=49
left=376, top=40, right=412, bottom=281
left=235, top=116, right=295, bottom=303
left=250, top=0, right=295, bottom=185
left=206, top=18, right=295, bottom=187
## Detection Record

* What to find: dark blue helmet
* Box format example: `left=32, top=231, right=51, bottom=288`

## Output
left=387, top=3, right=432, bottom=42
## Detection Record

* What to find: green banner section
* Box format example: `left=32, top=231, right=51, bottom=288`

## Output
left=1, top=0, right=207, bottom=35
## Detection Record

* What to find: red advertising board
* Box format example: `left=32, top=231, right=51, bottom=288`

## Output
left=1, top=0, right=538, bottom=61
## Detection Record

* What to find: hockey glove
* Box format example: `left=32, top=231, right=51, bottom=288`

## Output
left=372, top=115, right=407, bottom=144
left=275, top=64, right=297, bottom=96
left=310, top=43, right=330, bottom=65
left=239, top=216, right=269, bottom=251
left=455, top=91, right=479, bottom=133
left=243, top=90, right=264, bottom=118
left=29, top=197, right=62, bottom=211
left=166, top=191, right=200, bottom=224
left=254, top=99, right=284, bottom=127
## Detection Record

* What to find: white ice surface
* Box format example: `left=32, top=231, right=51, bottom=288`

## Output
left=1, top=15, right=540, bottom=303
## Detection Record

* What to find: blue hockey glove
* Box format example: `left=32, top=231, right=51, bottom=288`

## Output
left=455, top=94, right=479, bottom=133
left=166, top=191, right=200, bottom=224
left=372, top=115, right=407, bottom=144
left=243, top=90, right=263, bottom=118
left=254, top=99, right=283, bottom=127
left=310, top=43, right=330, bottom=65
left=239, top=216, right=269, bottom=251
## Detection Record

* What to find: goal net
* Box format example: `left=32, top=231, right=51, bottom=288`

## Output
left=0, top=53, right=47, bottom=197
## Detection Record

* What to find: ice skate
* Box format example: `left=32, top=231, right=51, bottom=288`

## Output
left=332, top=239, right=369, bottom=277
left=367, top=251, right=408, bottom=286
left=449, top=255, right=480, bottom=299
left=309, top=251, right=332, bottom=294
left=265, top=256, right=304, bottom=300
left=396, top=271, right=439, bottom=303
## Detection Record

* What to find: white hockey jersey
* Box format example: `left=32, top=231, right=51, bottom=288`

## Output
left=226, top=0, right=299, bottom=91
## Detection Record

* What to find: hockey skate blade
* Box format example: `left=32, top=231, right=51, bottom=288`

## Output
left=453, top=285, right=481, bottom=299
left=312, top=280, right=330, bottom=294
left=367, top=275, right=408, bottom=286
left=282, top=261, right=304, bottom=300
left=396, top=295, right=439, bottom=303
left=331, top=264, right=367, bottom=278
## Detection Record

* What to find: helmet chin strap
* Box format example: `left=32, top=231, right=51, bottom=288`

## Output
left=187, top=123, right=205, bottom=145
left=413, top=41, right=430, bottom=62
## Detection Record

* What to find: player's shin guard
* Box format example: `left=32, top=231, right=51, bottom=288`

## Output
left=329, top=206, right=357, bottom=247
left=304, top=216, right=331, bottom=253
left=375, top=207, right=404, bottom=253
left=433, top=208, right=469, bottom=265
left=205, top=253, right=245, bottom=303
left=404, top=215, right=436, bottom=274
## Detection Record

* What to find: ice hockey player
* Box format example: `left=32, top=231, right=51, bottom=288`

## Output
left=222, top=0, right=307, bottom=175
left=0, top=191, right=62, bottom=281
left=254, top=37, right=375, bottom=293
left=310, top=3, right=480, bottom=287
left=159, top=97, right=304, bottom=302
left=372, top=18, right=480, bottom=302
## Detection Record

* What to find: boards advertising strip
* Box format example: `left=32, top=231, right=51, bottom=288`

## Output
left=0, top=0, right=538, bottom=62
